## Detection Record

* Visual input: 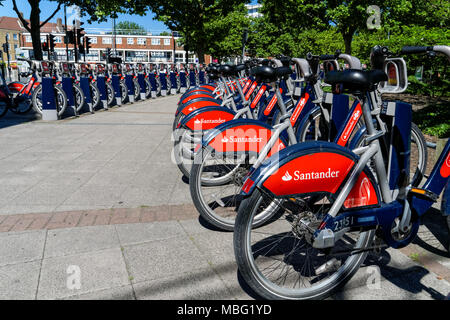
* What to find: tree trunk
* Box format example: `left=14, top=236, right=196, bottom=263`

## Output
left=196, top=47, right=205, bottom=64
left=30, top=0, right=43, bottom=60
left=342, top=32, right=353, bottom=55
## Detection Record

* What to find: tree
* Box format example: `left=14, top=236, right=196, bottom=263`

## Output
left=11, top=0, right=62, bottom=60
left=113, top=21, right=147, bottom=35
left=204, top=4, right=251, bottom=60
left=145, top=0, right=248, bottom=63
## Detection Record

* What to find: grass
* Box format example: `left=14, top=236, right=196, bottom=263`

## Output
left=412, top=98, right=450, bottom=138
left=409, top=252, right=421, bottom=262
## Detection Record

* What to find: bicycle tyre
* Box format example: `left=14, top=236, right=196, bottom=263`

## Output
left=234, top=189, right=375, bottom=300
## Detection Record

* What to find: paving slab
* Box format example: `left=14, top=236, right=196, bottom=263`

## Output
left=0, top=230, right=46, bottom=266
left=44, top=225, right=120, bottom=258
left=37, top=248, right=130, bottom=299
left=133, top=268, right=233, bottom=300
left=0, top=261, right=41, bottom=300
left=123, top=235, right=210, bottom=284
left=115, top=221, right=185, bottom=246
left=63, top=285, right=135, bottom=300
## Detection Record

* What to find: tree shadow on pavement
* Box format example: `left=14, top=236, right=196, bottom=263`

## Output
left=0, top=110, right=40, bottom=129
left=362, top=250, right=447, bottom=300
left=412, top=208, right=450, bottom=258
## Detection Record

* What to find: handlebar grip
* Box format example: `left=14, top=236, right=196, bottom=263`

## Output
left=319, top=54, right=336, bottom=61
left=400, top=46, right=433, bottom=54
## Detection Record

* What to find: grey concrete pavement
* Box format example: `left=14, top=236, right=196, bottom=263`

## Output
left=0, top=95, right=448, bottom=300
left=0, top=96, right=185, bottom=215
left=0, top=219, right=448, bottom=300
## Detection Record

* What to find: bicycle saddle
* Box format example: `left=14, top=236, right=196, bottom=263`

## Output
left=218, top=64, right=236, bottom=77
left=235, top=64, right=246, bottom=72
left=251, top=66, right=292, bottom=83
left=324, top=69, right=388, bottom=94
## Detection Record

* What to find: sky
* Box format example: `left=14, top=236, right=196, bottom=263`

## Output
left=0, top=0, right=170, bottom=33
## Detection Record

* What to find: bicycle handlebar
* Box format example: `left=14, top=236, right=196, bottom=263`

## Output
left=319, top=54, right=336, bottom=61
left=400, top=45, right=450, bottom=61
left=400, top=46, right=433, bottom=55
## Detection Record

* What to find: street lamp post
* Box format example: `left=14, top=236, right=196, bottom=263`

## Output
left=172, top=31, right=176, bottom=63
left=64, top=5, right=69, bottom=61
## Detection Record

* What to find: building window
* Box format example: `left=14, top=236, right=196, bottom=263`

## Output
left=115, top=37, right=122, bottom=44
left=127, top=38, right=134, bottom=45
left=164, top=38, right=170, bottom=46
left=13, top=34, right=18, bottom=41
left=5, top=33, right=10, bottom=41
left=151, top=38, right=160, bottom=45
left=40, top=35, right=46, bottom=42
left=54, top=36, right=62, bottom=43
left=137, top=38, right=146, bottom=45
left=102, top=37, right=112, bottom=44
left=90, top=37, right=97, bottom=44
left=25, top=35, right=32, bottom=43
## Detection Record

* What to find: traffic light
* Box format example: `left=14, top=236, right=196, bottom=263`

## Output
left=85, top=37, right=92, bottom=54
left=42, top=42, right=48, bottom=52
left=242, top=28, right=249, bottom=46
left=65, top=30, right=75, bottom=44
left=76, top=22, right=85, bottom=46
left=78, top=43, right=85, bottom=54
left=49, top=34, right=55, bottom=52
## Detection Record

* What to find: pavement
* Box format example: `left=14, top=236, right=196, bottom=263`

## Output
left=0, top=95, right=448, bottom=300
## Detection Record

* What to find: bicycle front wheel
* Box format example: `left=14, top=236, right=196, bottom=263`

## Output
left=32, top=84, right=67, bottom=116
left=190, top=147, right=280, bottom=231
left=234, top=189, right=375, bottom=300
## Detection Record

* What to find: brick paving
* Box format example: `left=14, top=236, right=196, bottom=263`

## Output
left=0, top=204, right=199, bottom=233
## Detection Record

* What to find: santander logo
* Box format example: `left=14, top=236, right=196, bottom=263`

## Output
left=338, top=104, right=362, bottom=146
left=344, top=177, right=372, bottom=208
left=282, top=171, right=293, bottom=181
left=440, top=151, right=450, bottom=178
left=251, top=86, right=266, bottom=109
left=281, top=168, right=340, bottom=182
left=221, top=135, right=263, bottom=143
left=194, top=118, right=226, bottom=124
left=290, top=94, right=309, bottom=125
left=263, top=88, right=283, bottom=116
left=352, top=109, right=361, bottom=121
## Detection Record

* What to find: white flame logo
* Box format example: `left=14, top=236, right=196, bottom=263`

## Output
left=221, top=137, right=229, bottom=143
left=282, top=171, right=292, bottom=181
left=352, top=110, right=361, bottom=121
left=194, top=119, right=201, bottom=124
left=359, top=177, right=371, bottom=206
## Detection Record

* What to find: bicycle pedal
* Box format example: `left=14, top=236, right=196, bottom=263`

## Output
left=409, top=188, right=438, bottom=202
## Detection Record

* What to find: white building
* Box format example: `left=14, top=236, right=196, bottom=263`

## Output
left=245, top=4, right=263, bottom=18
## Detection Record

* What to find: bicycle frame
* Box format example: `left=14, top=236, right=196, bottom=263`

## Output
left=240, top=83, right=449, bottom=249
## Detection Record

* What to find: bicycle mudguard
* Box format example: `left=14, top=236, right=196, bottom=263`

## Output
left=181, top=86, right=215, bottom=98
left=241, top=141, right=381, bottom=210
left=180, top=92, right=217, bottom=105
left=200, top=119, right=287, bottom=158
left=180, top=88, right=214, bottom=98
left=7, top=82, right=25, bottom=92
left=178, top=98, right=222, bottom=116
left=179, top=106, right=236, bottom=131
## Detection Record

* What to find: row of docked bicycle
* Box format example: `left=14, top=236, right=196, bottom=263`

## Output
left=0, top=60, right=211, bottom=119
left=172, top=45, right=450, bottom=299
